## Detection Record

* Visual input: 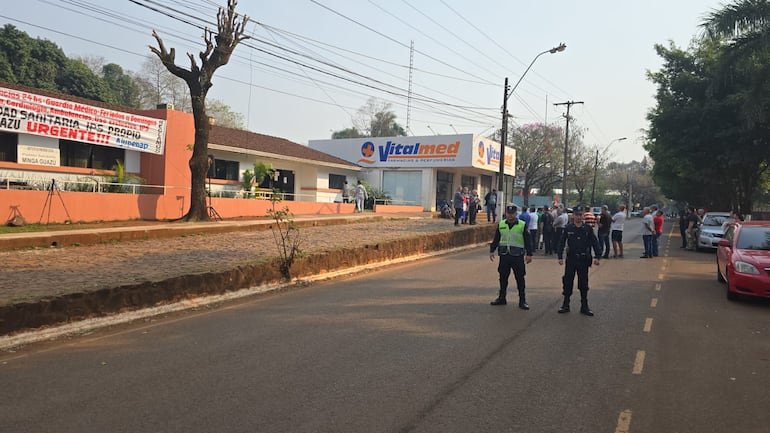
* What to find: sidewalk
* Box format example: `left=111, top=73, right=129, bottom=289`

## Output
left=0, top=212, right=493, bottom=338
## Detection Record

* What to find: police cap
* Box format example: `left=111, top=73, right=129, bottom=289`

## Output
left=572, top=205, right=584, bottom=213
left=505, top=205, right=517, bottom=214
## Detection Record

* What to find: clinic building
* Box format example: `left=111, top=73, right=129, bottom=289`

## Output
left=309, top=134, right=515, bottom=212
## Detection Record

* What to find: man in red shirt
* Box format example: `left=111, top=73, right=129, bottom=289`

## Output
left=652, top=209, right=664, bottom=257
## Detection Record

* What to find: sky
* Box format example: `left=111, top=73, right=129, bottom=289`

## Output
left=2, top=0, right=727, bottom=163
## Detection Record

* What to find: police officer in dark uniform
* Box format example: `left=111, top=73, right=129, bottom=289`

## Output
left=489, top=205, right=534, bottom=309
left=556, top=205, right=601, bottom=316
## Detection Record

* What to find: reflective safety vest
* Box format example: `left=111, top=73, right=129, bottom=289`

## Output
left=498, top=219, right=526, bottom=255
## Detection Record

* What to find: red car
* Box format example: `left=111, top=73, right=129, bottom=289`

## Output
left=717, top=221, right=770, bottom=300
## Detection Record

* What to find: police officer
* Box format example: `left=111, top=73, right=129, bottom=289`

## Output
left=489, top=205, right=534, bottom=309
left=556, top=205, right=601, bottom=316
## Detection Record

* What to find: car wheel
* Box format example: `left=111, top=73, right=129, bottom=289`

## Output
left=717, top=262, right=726, bottom=283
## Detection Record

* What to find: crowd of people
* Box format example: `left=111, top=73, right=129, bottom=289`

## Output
left=486, top=201, right=668, bottom=317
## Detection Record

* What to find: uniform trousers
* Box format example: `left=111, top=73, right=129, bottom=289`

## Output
left=497, top=253, right=526, bottom=299
left=562, top=255, right=591, bottom=299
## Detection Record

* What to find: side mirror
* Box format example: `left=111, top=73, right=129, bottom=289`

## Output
left=718, top=239, right=730, bottom=247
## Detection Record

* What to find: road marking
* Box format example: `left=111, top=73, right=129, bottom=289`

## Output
left=644, top=318, right=653, bottom=333
left=658, top=273, right=664, bottom=280
left=655, top=283, right=661, bottom=291
left=650, top=298, right=658, bottom=308
left=633, top=350, right=646, bottom=374
left=615, top=409, right=633, bottom=433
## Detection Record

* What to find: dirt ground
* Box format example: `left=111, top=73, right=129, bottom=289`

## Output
left=0, top=216, right=481, bottom=306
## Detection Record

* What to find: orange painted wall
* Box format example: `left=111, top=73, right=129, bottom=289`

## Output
left=1, top=189, right=364, bottom=223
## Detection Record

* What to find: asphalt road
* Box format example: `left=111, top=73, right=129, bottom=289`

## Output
left=2, top=219, right=768, bottom=433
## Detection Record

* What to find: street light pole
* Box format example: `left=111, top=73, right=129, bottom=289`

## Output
left=498, top=43, right=566, bottom=210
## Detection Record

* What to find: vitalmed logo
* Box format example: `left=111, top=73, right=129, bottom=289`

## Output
left=476, top=141, right=513, bottom=168
left=357, top=140, right=459, bottom=164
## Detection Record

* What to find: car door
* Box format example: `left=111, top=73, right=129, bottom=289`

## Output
left=717, top=224, right=735, bottom=280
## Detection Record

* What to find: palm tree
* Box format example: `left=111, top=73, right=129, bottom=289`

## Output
left=702, top=0, right=770, bottom=53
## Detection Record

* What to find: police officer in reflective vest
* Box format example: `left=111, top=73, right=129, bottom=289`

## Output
left=556, top=205, right=601, bottom=316
left=489, top=205, right=534, bottom=309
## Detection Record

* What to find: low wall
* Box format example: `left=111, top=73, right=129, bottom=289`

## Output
left=374, top=204, right=424, bottom=214
left=0, top=189, right=375, bottom=223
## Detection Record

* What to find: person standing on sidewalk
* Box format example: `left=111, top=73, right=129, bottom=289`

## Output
left=342, top=181, right=350, bottom=203
left=611, top=204, right=626, bottom=258
left=484, top=189, right=498, bottom=223
left=653, top=209, right=664, bottom=257
left=597, top=205, right=612, bottom=259
left=679, top=208, right=690, bottom=248
left=556, top=206, right=601, bottom=316
left=640, top=207, right=654, bottom=258
left=489, top=205, right=534, bottom=309
left=453, top=186, right=464, bottom=226
left=354, top=180, right=368, bottom=213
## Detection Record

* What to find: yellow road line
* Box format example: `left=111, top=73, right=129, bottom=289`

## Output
left=615, top=409, right=633, bottom=433
left=643, top=317, right=653, bottom=333
left=633, top=350, right=646, bottom=375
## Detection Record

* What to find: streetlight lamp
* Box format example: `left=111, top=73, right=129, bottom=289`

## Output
left=498, top=43, right=566, bottom=210
left=590, top=137, right=626, bottom=206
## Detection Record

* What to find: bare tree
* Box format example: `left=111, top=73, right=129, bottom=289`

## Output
left=149, top=0, right=249, bottom=221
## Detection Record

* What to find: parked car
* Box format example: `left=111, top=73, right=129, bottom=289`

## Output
left=695, top=211, right=731, bottom=251
left=590, top=206, right=602, bottom=217
left=716, top=221, right=770, bottom=300
left=630, top=210, right=641, bottom=217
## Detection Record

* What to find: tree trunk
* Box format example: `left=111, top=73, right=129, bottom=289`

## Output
left=185, top=94, right=211, bottom=221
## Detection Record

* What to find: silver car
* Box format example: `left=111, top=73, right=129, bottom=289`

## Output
left=696, top=212, right=731, bottom=251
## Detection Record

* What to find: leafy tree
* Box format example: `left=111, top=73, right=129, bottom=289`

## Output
left=150, top=0, right=249, bottom=221
left=58, top=58, right=114, bottom=102
left=331, top=127, right=363, bottom=139
left=102, top=63, right=141, bottom=107
left=509, top=123, right=563, bottom=207
left=646, top=2, right=770, bottom=216
left=345, top=97, right=406, bottom=137
left=207, top=98, right=245, bottom=129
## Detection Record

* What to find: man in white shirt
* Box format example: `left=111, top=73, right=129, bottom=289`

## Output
left=526, top=208, right=539, bottom=251
left=611, top=204, right=627, bottom=258
left=640, top=207, right=655, bottom=258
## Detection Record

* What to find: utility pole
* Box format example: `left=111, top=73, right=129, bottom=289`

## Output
left=498, top=77, right=510, bottom=212
left=590, top=148, right=599, bottom=206
left=554, top=100, right=583, bottom=208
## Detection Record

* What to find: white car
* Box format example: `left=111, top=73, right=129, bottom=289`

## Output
left=696, top=212, right=731, bottom=251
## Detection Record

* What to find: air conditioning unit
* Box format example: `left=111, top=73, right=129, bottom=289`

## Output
left=156, top=103, right=174, bottom=110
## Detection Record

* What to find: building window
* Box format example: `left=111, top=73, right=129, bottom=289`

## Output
left=383, top=170, right=422, bottom=205
left=329, top=173, right=346, bottom=190
left=0, top=132, right=17, bottom=162
left=208, top=158, right=239, bottom=181
left=60, top=140, right=125, bottom=169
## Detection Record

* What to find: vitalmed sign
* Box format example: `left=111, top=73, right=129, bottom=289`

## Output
left=309, top=134, right=514, bottom=174
left=0, top=87, right=166, bottom=155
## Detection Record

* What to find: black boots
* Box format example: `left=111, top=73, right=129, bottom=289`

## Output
left=580, top=299, right=594, bottom=316
left=491, top=292, right=529, bottom=310
left=558, top=297, right=594, bottom=316
left=558, top=297, right=570, bottom=313
left=518, top=298, right=530, bottom=310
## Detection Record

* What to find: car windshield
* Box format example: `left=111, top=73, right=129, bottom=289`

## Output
left=736, top=227, right=770, bottom=250
left=703, top=214, right=728, bottom=226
